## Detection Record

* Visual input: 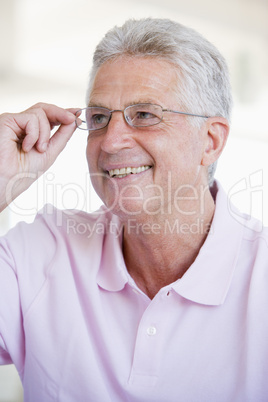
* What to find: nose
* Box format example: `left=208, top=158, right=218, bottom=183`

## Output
left=100, top=111, right=136, bottom=154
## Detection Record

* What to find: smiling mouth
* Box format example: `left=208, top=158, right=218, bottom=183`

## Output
left=108, top=165, right=151, bottom=178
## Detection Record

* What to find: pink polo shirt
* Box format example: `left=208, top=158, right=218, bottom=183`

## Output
left=0, top=181, right=268, bottom=401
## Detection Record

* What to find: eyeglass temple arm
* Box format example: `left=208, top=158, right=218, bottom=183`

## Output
left=164, top=109, right=210, bottom=119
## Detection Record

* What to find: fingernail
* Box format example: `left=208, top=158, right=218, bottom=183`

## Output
left=67, top=112, right=75, bottom=119
left=40, top=143, right=47, bottom=152
left=76, top=118, right=82, bottom=126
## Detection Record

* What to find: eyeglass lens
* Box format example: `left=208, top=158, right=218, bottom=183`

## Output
left=77, top=104, right=163, bottom=131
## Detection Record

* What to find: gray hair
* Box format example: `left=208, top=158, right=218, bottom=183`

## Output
left=87, top=18, right=233, bottom=183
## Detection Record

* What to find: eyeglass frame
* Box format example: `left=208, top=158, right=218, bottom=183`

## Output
left=75, top=103, right=211, bottom=131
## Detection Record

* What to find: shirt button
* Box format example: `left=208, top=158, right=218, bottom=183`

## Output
left=147, top=326, right=157, bottom=336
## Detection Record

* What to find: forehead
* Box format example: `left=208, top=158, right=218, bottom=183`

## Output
left=88, top=57, right=180, bottom=108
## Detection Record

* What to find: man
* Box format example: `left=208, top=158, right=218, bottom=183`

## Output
left=0, top=18, right=267, bottom=402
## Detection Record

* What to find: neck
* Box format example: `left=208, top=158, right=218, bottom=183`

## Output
left=122, top=187, right=215, bottom=299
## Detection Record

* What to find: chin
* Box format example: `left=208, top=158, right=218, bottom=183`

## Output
left=104, top=199, right=144, bottom=219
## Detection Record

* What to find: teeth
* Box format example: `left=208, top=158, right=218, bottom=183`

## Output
left=108, top=165, right=151, bottom=178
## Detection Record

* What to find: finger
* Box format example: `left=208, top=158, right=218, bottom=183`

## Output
left=69, top=108, right=83, bottom=128
left=24, top=103, right=77, bottom=153
left=35, top=109, right=54, bottom=153
left=66, top=108, right=81, bottom=115
left=32, top=103, right=77, bottom=126
left=50, top=107, right=80, bottom=131
left=10, top=113, right=40, bottom=152
left=46, top=121, right=77, bottom=164
left=18, top=111, right=50, bottom=153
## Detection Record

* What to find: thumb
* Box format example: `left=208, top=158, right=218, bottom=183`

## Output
left=46, top=120, right=77, bottom=164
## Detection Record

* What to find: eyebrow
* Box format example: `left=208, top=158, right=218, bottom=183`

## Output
left=87, top=99, right=161, bottom=109
left=87, top=102, right=108, bottom=108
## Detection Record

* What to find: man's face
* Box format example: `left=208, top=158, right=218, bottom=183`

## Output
left=86, top=57, right=209, bottom=219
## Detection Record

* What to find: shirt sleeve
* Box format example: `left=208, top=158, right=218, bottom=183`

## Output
left=0, top=205, right=100, bottom=377
left=0, top=208, right=58, bottom=375
left=0, top=235, right=26, bottom=371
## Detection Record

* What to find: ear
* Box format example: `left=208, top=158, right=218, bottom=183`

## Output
left=201, top=117, right=229, bottom=167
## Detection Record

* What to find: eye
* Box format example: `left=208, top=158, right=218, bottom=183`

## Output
left=128, top=108, right=160, bottom=126
left=136, top=111, right=157, bottom=120
left=125, top=104, right=162, bottom=127
left=90, top=113, right=109, bottom=128
left=93, top=114, right=107, bottom=124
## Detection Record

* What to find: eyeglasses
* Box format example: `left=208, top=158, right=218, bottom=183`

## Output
left=75, top=103, right=210, bottom=131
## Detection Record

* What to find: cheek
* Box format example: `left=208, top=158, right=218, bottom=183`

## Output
left=155, top=131, right=204, bottom=185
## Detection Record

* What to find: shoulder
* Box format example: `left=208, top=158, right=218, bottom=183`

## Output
left=1, top=204, right=121, bottom=267
left=0, top=205, right=122, bottom=310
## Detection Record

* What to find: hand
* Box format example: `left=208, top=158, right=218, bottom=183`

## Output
left=0, top=102, right=78, bottom=212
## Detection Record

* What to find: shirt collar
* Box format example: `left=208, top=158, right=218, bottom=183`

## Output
left=171, top=180, right=245, bottom=305
left=97, top=181, right=246, bottom=305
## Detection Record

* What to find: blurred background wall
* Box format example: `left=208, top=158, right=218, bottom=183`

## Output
left=0, top=0, right=267, bottom=400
